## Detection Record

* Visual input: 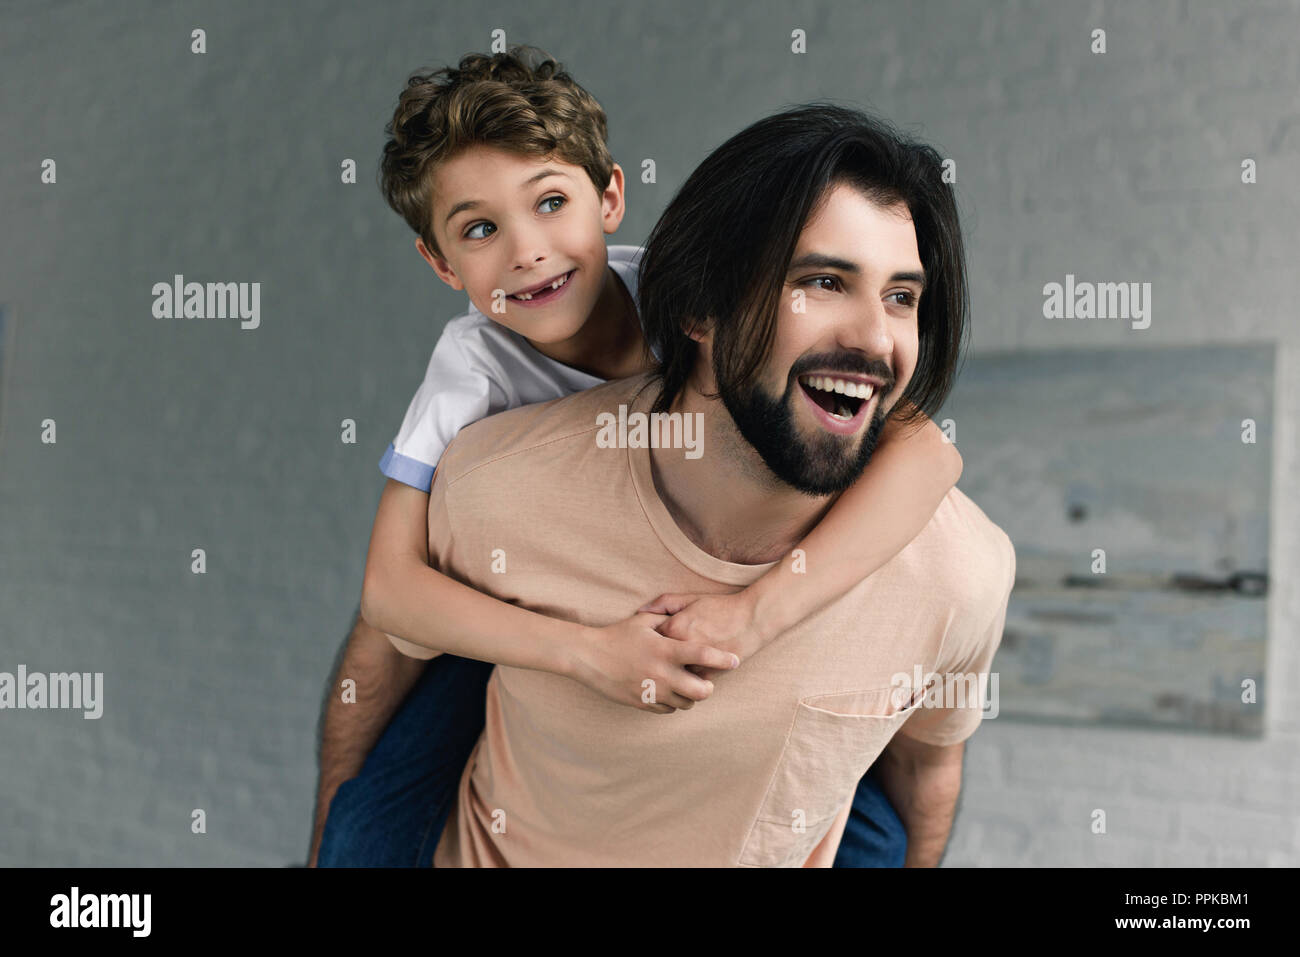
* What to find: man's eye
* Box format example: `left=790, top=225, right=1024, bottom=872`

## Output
left=803, top=275, right=842, bottom=292
left=464, top=221, right=496, bottom=240
left=890, top=291, right=920, bottom=307
left=539, top=195, right=566, bottom=213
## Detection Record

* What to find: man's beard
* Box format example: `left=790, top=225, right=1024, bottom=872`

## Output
left=717, top=370, right=889, bottom=496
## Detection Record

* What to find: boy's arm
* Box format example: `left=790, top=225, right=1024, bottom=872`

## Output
left=641, top=409, right=961, bottom=667
left=747, top=408, right=962, bottom=643
left=361, top=335, right=731, bottom=692
left=360, top=478, right=587, bottom=675
left=361, top=476, right=736, bottom=711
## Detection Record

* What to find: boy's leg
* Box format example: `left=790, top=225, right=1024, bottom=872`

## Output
left=832, top=762, right=907, bottom=867
left=317, top=630, right=494, bottom=867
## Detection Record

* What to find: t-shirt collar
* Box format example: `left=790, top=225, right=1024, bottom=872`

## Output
left=623, top=375, right=778, bottom=587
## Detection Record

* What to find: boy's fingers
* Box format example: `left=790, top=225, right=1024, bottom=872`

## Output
left=635, top=679, right=693, bottom=711
left=656, top=690, right=696, bottom=710
left=674, top=642, right=740, bottom=672
left=654, top=617, right=688, bottom=641
left=637, top=593, right=690, bottom=615
left=673, top=674, right=714, bottom=703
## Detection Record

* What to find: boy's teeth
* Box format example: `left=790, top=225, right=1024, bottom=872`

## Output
left=512, top=271, right=569, bottom=300
left=801, top=375, right=874, bottom=400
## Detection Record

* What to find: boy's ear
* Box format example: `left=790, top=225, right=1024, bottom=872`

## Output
left=600, top=163, right=626, bottom=236
left=415, top=236, right=463, bottom=291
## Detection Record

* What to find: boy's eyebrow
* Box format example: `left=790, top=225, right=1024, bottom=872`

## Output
left=786, top=251, right=926, bottom=291
left=443, top=169, right=572, bottom=227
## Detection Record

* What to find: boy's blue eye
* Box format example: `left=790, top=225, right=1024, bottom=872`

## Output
left=463, top=196, right=563, bottom=241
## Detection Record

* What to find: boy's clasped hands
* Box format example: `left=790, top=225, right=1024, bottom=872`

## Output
left=566, top=589, right=766, bottom=715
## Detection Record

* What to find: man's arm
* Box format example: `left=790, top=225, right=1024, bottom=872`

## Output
left=872, top=530, right=1016, bottom=866
left=308, top=478, right=437, bottom=866
left=308, top=609, right=427, bottom=866
left=873, top=732, right=966, bottom=867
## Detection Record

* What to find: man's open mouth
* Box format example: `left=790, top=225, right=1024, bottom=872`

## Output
left=798, top=374, right=875, bottom=421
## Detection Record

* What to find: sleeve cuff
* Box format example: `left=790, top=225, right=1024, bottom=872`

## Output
left=378, top=443, right=435, bottom=493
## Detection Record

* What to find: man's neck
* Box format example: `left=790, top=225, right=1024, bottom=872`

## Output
left=528, top=263, right=645, bottom=381
left=648, top=381, right=836, bottom=565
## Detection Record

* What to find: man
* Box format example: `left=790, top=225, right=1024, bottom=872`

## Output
left=317, top=102, right=1014, bottom=866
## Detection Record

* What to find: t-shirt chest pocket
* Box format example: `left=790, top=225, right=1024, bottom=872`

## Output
left=739, top=687, right=920, bottom=867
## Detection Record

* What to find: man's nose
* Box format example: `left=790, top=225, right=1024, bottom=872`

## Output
left=839, top=298, right=895, bottom=360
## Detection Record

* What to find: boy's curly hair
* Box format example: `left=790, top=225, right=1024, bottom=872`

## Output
left=379, top=45, right=613, bottom=259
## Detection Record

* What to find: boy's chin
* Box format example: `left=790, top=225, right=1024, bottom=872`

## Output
left=496, top=315, right=585, bottom=343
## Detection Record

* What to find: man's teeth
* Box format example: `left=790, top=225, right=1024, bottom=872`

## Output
left=799, top=375, right=875, bottom=400
left=511, top=272, right=570, bottom=300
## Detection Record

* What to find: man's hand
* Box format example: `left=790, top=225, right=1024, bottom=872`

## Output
left=568, top=612, right=740, bottom=714
left=636, top=590, right=765, bottom=681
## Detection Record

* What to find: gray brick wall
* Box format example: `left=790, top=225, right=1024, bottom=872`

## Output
left=1, top=0, right=1296, bottom=865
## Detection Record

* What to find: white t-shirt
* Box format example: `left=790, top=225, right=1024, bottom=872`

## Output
left=379, top=244, right=652, bottom=492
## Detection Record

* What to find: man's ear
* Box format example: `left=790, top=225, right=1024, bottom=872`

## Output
left=600, top=163, right=627, bottom=236
left=415, top=236, right=463, bottom=291
left=683, top=316, right=710, bottom=343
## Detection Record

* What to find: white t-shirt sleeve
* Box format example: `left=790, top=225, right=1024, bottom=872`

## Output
left=378, top=327, right=504, bottom=493
left=379, top=244, right=646, bottom=493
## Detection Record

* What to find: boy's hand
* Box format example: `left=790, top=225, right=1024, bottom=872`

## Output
left=569, top=612, right=739, bottom=715
left=636, top=591, right=765, bottom=681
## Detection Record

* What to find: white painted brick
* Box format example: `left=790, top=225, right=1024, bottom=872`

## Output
left=3, top=0, right=1298, bottom=870
left=1181, top=805, right=1298, bottom=852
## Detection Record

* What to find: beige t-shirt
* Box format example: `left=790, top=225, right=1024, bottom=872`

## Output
left=388, top=372, right=1016, bottom=867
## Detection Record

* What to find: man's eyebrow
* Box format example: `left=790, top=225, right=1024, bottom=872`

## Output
left=443, top=169, right=571, bottom=227
left=787, top=252, right=926, bottom=291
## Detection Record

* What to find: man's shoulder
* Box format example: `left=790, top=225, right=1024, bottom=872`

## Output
left=434, top=372, right=659, bottom=488
left=934, top=486, right=1013, bottom=553
left=910, top=486, right=1016, bottom=610
left=608, top=243, right=645, bottom=269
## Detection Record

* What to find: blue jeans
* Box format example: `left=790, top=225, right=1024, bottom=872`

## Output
left=318, top=646, right=906, bottom=867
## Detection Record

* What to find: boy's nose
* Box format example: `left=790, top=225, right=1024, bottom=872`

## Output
left=512, top=251, right=548, bottom=272
left=508, top=229, right=550, bottom=272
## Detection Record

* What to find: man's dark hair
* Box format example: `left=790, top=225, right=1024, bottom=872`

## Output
left=638, top=101, right=968, bottom=424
